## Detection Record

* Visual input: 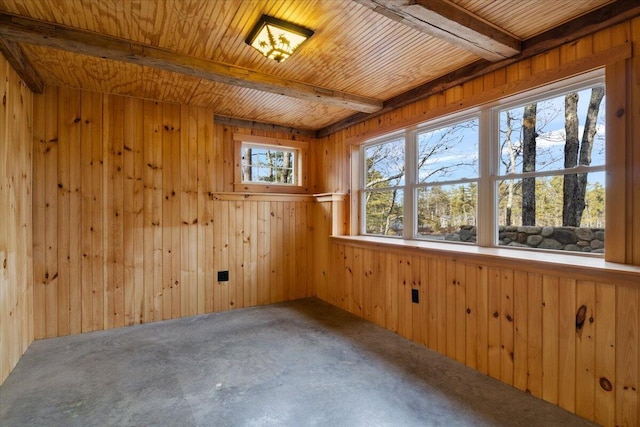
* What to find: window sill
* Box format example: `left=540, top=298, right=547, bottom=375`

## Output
left=233, top=183, right=310, bottom=194
left=330, top=235, right=640, bottom=287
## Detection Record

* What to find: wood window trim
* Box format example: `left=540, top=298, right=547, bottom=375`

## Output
left=233, top=134, right=310, bottom=194
left=346, top=56, right=633, bottom=265
left=331, top=235, right=640, bottom=288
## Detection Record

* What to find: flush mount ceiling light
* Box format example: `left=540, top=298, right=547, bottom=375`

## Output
left=246, top=15, right=314, bottom=63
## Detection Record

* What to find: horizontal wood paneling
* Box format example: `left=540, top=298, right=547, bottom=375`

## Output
left=0, top=52, right=33, bottom=384
left=31, top=87, right=315, bottom=338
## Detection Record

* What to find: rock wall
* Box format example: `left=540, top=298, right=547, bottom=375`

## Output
left=446, top=226, right=605, bottom=253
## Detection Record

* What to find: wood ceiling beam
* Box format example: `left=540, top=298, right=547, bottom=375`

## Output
left=318, top=0, right=640, bottom=138
left=214, top=115, right=317, bottom=138
left=354, top=0, right=521, bottom=61
left=0, top=13, right=382, bottom=113
left=0, top=35, right=44, bottom=93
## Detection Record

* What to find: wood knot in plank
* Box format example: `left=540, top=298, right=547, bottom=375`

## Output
left=493, top=311, right=499, bottom=318
left=599, top=377, right=613, bottom=392
left=576, top=304, right=587, bottom=331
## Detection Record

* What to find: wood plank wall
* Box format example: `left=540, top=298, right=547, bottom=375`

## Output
left=312, top=18, right=640, bottom=427
left=31, top=87, right=314, bottom=339
left=0, top=53, right=33, bottom=384
left=319, top=243, right=638, bottom=427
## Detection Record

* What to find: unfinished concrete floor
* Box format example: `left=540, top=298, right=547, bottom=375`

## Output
left=1, top=298, right=595, bottom=427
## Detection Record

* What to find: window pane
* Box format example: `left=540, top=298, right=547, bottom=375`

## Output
left=364, top=190, right=404, bottom=236
left=364, top=138, right=405, bottom=188
left=416, top=184, right=477, bottom=242
left=498, top=86, right=605, bottom=175
left=242, top=145, right=296, bottom=184
left=417, top=118, right=479, bottom=183
left=497, top=172, right=605, bottom=253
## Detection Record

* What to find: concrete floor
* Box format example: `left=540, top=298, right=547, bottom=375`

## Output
left=1, top=298, right=595, bottom=427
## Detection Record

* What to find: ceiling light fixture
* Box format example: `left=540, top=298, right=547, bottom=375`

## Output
left=246, top=15, right=314, bottom=63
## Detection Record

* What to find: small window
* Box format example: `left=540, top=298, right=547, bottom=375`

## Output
left=233, top=134, right=308, bottom=193
left=242, top=144, right=296, bottom=185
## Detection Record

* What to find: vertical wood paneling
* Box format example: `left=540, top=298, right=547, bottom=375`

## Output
left=385, top=252, right=398, bottom=333
left=557, top=277, right=576, bottom=412
left=576, top=280, right=596, bottom=419
left=616, top=287, right=639, bottom=427
left=44, top=86, right=58, bottom=338
left=487, top=267, right=501, bottom=380
left=56, top=87, right=70, bottom=337
left=412, top=256, right=425, bottom=346
left=312, top=18, right=640, bottom=427
left=542, top=275, right=559, bottom=405
left=32, top=83, right=45, bottom=340
left=527, top=273, right=543, bottom=398
left=319, top=242, right=639, bottom=426
left=90, top=90, right=104, bottom=331
left=500, top=269, right=514, bottom=385
left=30, top=87, right=314, bottom=345
left=595, top=283, right=616, bottom=426
left=68, top=88, right=82, bottom=334
left=398, top=255, right=413, bottom=340
left=0, top=55, right=33, bottom=384
left=475, top=265, right=489, bottom=375
left=513, top=270, right=528, bottom=391
left=465, top=263, right=478, bottom=369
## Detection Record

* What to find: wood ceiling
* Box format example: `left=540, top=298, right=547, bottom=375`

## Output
left=0, top=0, right=634, bottom=134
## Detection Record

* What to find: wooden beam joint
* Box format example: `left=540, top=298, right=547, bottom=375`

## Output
left=0, top=35, right=44, bottom=93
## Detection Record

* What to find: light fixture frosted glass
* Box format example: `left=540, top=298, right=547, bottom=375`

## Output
left=246, top=15, right=314, bottom=63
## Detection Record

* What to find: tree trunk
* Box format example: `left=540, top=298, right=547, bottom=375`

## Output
left=282, top=151, right=292, bottom=183
left=242, top=147, right=252, bottom=182
left=563, top=92, right=580, bottom=226
left=266, top=150, right=275, bottom=182
left=504, top=112, right=515, bottom=226
left=383, top=189, right=398, bottom=235
left=574, top=87, right=605, bottom=225
left=522, top=103, right=537, bottom=226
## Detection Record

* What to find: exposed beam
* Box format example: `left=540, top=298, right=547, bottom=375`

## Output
left=318, top=0, right=640, bottom=138
left=0, top=35, right=44, bottom=93
left=0, top=13, right=382, bottom=113
left=214, top=115, right=317, bottom=138
left=354, top=0, right=521, bottom=61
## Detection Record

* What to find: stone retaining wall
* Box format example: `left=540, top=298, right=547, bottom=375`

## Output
left=445, top=226, right=605, bottom=253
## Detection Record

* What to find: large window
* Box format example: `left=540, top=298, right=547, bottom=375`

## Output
left=495, top=84, right=605, bottom=252
left=359, top=72, right=606, bottom=254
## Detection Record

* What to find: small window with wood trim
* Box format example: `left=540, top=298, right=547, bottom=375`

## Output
left=242, top=144, right=296, bottom=184
left=234, top=134, right=308, bottom=193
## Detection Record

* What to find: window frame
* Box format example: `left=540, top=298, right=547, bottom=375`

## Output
left=233, top=134, right=309, bottom=193
left=360, top=131, right=406, bottom=238
left=356, top=69, right=606, bottom=256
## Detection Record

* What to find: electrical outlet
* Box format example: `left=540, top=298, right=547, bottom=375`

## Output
left=411, top=288, right=419, bottom=304
left=218, top=271, right=229, bottom=282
